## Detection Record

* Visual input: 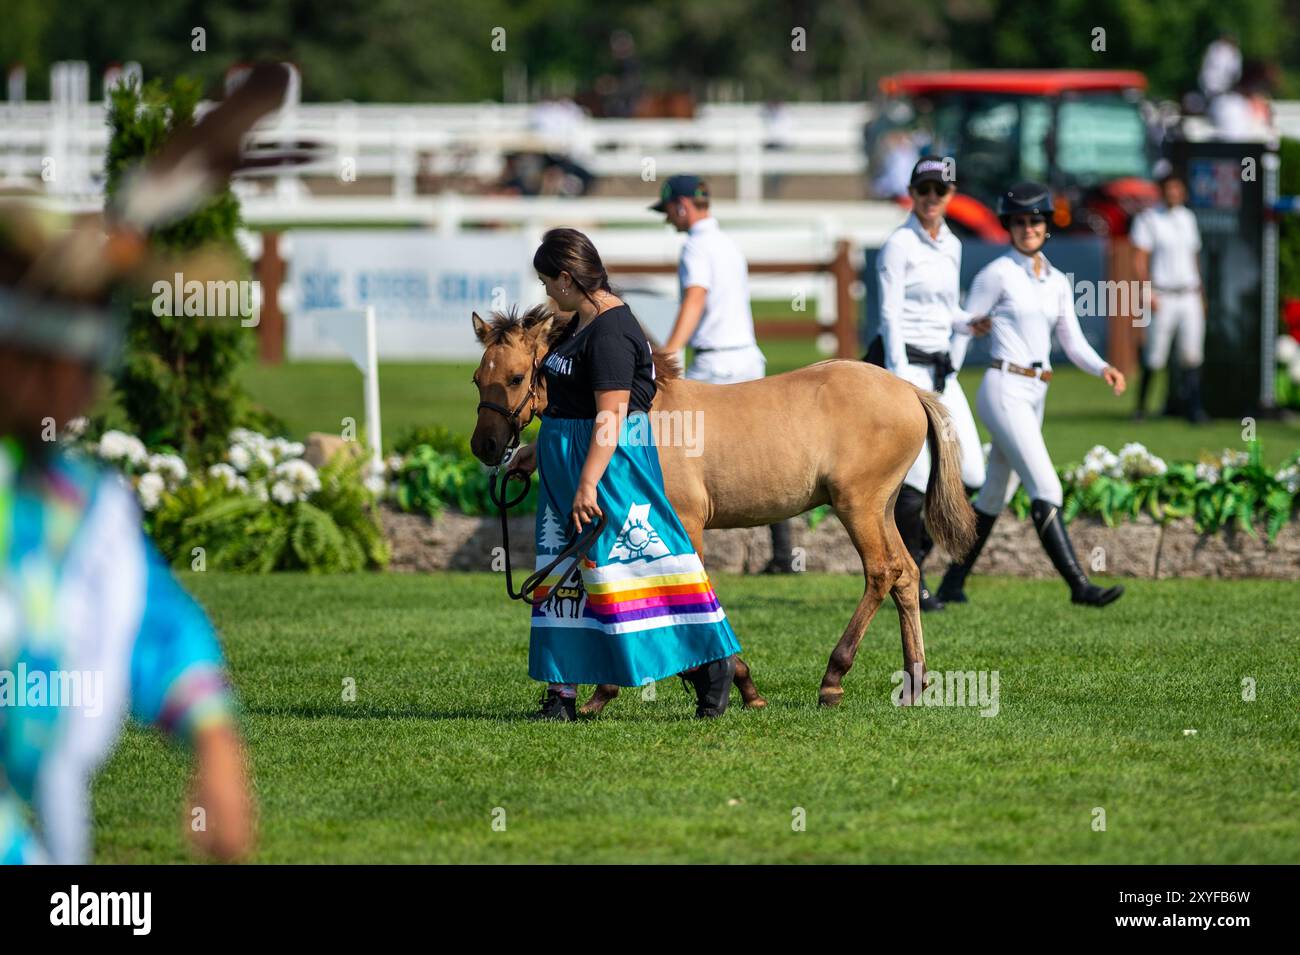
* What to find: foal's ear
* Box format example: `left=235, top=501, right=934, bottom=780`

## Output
left=471, top=311, right=488, bottom=344
left=525, top=313, right=554, bottom=348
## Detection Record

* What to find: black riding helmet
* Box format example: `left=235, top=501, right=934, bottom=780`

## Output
left=996, top=181, right=1053, bottom=228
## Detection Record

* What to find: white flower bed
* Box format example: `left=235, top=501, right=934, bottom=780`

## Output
left=93, top=430, right=148, bottom=467
left=1066, top=442, right=1167, bottom=486
left=1276, top=463, right=1300, bottom=495
left=70, top=426, right=337, bottom=513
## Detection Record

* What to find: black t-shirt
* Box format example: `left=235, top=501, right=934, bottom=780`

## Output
left=541, top=304, right=657, bottom=419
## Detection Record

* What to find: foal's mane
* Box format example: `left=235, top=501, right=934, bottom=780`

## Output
left=483, top=304, right=681, bottom=380
left=481, top=304, right=564, bottom=348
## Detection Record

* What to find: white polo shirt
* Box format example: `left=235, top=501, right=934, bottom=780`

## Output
left=964, top=248, right=1108, bottom=376
left=1129, top=204, right=1202, bottom=291
left=877, top=212, right=969, bottom=372
left=679, top=217, right=757, bottom=350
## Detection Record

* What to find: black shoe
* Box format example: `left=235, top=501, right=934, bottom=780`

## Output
left=1184, top=367, right=1209, bottom=424
left=767, top=520, right=795, bottom=573
left=919, top=578, right=945, bottom=612
left=1135, top=364, right=1154, bottom=422
left=936, top=509, right=998, bottom=604
left=681, top=656, right=736, bottom=718
left=1030, top=499, right=1125, bottom=608
left=1072, top=582, right=1125, bottom=607
left=528, top=689, right=577, bottom=722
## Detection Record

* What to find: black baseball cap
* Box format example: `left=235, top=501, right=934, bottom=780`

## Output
left=650, top=175, right=708, bottom=212
left=910, top=156, right=954, bottom=188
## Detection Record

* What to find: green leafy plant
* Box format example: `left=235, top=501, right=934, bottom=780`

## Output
left=805, top=504, right=833, bottom=531
left=79, top=423, right=390, bottom=573
left=150, top=452, right=388, bottom=573
left=392, top=424, right=472, bottom=458
left=1042, top=442, right=1299, bottom=541
left=801, top=441, right=1300, bottom=542
left=393, top=444, right=537, bottom=518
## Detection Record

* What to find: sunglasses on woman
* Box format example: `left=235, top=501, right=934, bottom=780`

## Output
left=1009, top=214, right=1047, bottom=228
left=912, top=182, right=952, bottom=197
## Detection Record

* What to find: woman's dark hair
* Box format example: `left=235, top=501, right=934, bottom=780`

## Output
left=532, top=228, right=613, bottom=304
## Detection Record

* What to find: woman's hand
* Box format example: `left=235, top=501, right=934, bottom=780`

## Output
left=508, top=442, right=536, bottom=477
left=571, top=479, right=602, bottom=533
left=1102, top=365, right=1127, bottom=396
left=968, top=316, right=992, bottom=337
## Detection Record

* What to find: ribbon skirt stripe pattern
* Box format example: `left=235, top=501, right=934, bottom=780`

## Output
left=529, top=413, right=740, bottom=687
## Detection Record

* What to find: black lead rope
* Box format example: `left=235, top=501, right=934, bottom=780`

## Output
left=487, top=456, right=607, bottom=612
left=478, top=363, right=606, bottom=611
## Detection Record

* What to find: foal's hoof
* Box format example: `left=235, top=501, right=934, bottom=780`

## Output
left=818, top=686, right=844, bottom=708
left=743, top=695, right=768, bottom=709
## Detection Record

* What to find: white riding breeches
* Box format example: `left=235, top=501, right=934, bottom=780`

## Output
left=685, top=344, right=766, bottom=384
left=974, top=366, right=1063, bottom=513
left=894, top=364, right=986, bottom=494
left=1144, top=290, right=1205, bottom=370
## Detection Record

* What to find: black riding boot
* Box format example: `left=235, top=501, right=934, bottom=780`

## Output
left=681, top=655, right=737, bottom=718
left=936, top=508, right=998, bottom=604
left=1134, top=363, right=1155, bottom=420
left=894, top=486, right=943, bottom=611
left=1030, top=499, right=1124, bottom=607
left=1184, top=366, right=1209, bottom=424
left=761, top=520, right=795, bottom=573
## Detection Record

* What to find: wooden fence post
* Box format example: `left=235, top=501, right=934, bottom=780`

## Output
left=1107, top=236, right=1140, bottom=378
left=256, top=230, right=285, bottom=365
left=831, top=240, right=858, bottom=359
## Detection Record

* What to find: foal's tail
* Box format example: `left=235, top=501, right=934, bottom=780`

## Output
left=917, top=389, right=977, bottom=560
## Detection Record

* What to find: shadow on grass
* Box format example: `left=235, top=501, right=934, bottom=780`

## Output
left=243, top=696, right=802, bottom=723
left=244, top=702, right=536, bottom=722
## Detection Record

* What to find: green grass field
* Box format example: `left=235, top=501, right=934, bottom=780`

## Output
left=92, top=572, right=1300, bottom=864
left=241, top=351, right=1300, bottom=466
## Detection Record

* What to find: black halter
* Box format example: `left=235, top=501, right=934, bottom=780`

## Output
left=476, top=364, right=541, bottom=458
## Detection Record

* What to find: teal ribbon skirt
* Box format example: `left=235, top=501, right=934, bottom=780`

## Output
left=529, top=412, right=740, bottom=686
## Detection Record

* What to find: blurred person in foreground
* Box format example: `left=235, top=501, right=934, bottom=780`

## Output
left=0, top=62, right=295, bottom=862
left=0, top=198, right=253, bottom=863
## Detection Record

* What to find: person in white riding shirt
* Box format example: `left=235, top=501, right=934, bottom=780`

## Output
left=866, top=156, right=989, bottom=611
left=653, top=175, right=795, bottom=573
left=1131, top=168, right=1208, bottom=423
left=936, top=182, right=1128, bottom=609
left=1199, top=33, right=1242, bottom=101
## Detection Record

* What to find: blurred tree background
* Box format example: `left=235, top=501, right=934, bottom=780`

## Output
left=2, top=0, right=1297, bottom=104
left=103, top=75, right=259, bottom=462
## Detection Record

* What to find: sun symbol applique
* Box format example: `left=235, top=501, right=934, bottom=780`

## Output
left=621, top=518, right=661, bottom=557
left=608, top=503, right=671, bottom=562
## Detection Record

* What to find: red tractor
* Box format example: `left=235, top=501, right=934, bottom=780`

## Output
left=868, top=70, right=1160, bottom=240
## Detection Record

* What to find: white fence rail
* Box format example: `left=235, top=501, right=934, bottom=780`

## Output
left=9, top=93, right=1298, bottom=207
left=1, top=99, right=873, bottom=204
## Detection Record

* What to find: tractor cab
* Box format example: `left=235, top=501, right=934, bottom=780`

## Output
left=869, top=70, right=1159, bottom=240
